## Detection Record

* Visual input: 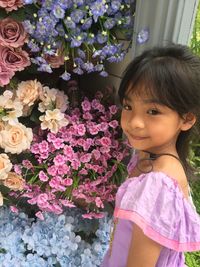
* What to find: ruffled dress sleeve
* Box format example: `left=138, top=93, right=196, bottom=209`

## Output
left=114, top=171, right=200, bottom=252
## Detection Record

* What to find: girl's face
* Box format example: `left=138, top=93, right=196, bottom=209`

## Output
left=121, top=90, right=186, bottom=154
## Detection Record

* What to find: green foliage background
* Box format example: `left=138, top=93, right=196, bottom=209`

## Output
left=186, top=2, right=200, bottom=265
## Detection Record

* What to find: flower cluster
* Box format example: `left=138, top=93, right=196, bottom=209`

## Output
left=0, top=0, right=24, bottom=12
left=0, top=17, right=30, bottom=86
left=21, top=0, right=134, bottom=79
left=0, top=206, right=112, bottom=267
left=11, top=88, right=128, bottom=219
left=0, top=79, right=69, bottom=207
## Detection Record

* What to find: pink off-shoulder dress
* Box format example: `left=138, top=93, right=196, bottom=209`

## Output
left=101, top=154, right=200, bottom=267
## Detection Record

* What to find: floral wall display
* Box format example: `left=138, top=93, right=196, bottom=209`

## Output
left=0, top=0, right=135, bottom=266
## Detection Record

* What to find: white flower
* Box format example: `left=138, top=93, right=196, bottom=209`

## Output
left=17, top=79, right=41, bottom=107
left=0, top=91, right=23, bottom=125
left=0, top=123, right=33, bottom=154
left=0, top=192, right=3, bottom=206
left=39, top=109, right=69, bottom=133
left=38, top=86, right=57, bottom=112
left=0, top=153, right=12, bottom=180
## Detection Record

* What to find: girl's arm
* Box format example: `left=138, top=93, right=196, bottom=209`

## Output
left=126, top=224, right=163, bottom=267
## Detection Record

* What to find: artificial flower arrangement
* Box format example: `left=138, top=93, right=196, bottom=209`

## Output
left=0, top=78, right=129, bottom=220
left=0, top=0, right=135, bottom=85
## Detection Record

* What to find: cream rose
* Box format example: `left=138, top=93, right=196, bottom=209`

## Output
left=0, top=123, right=33, bottom=154
left=0, top=153, right=12, bottom=180
left=17, top=79, right=42, bottom=107
left=3, top=172, right=24, bottom=191
left=39, top=109, right=69, bottom=133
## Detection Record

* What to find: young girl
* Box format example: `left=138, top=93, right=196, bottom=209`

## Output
left=101, top=45, right=200, bottom=267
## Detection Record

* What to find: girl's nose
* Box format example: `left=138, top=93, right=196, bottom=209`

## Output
left=127, top=114, right=145, bottom=129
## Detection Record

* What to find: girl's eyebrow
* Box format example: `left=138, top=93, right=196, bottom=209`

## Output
left=143, top=99, right=164, bottom=105
left=124, top=95, right=163, bottom=105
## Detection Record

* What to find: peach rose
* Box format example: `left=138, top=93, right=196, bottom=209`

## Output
left=17, top=79, right=42, bottom=107
left=0, top=153, right=12, bottom=180
left=0, top=60, right=14, bottom=86
left=0, top=18, right=28, bottom=48
left=0, top=192, right=3, bottom=206
left=3, top=172, right=24, bottom=191
left=0, top=123, right=33, bottom=154
left=0, top=45, right=30, bottom=72
left=44, top=50, right=65, bottom=68
left=0, top=0, right=23, bottom=12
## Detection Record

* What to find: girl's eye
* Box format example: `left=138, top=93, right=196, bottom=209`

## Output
left=147, top=109, right=160, bottom=115
left=122, top=104, right=132, bottom=111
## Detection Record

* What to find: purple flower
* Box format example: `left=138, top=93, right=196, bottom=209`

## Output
left=52, top=4, right=65, bottom=19
left=76, top=124, right=86, bottom=136
left=100, top=137, right=111, bottom=147
left=60, top=71, right=71, bottom=81
left=100, top=70, right=108, bottom=77
left=81, top=17, right=92, bottom=30
left=71, top=9, right=85, bottom=23
left=39, top=141, right=49, bottom=153
left=90, top=0, right=108, bottom=22
left=64, top=17, right=76, bottom=29
left=137, top=28, right=150, bottom=44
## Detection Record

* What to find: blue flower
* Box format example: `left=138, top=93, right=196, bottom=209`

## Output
left=60, top=71, right=71, bottom=81
left=137, top=28, right=150, bottom=44
left=90, top=0, right=108, bottom=22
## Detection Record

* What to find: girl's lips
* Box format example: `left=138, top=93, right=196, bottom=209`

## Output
left=129, top=134, right=149, bottom=140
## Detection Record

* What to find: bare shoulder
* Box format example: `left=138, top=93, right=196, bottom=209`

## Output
left=152, top=156, right=189, bottom=199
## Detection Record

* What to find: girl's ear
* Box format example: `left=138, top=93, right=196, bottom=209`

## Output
left=181, top=112, right=196, bottom=131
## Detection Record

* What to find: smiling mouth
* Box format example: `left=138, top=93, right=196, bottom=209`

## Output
left=129, top=134, right=149, bottom=140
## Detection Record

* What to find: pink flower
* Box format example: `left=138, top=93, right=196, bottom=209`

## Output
left=88, top=125, right=99, bottom=135
left=47, top=132, right=56, bottom=142
left=63, top=145, right=75, bottom=159
left=47, top=165, right=57, bottom=176
left=109, top=120, right=119, bottom=128
left=60, top=199, right=76, bottom=208
left=0, top=0, right=23, bottom=12
left=37, top=193, right=49, bottom=208
left=53, top=154, right=66, bottom=166
left=80, top=153, right=92, bottom=163
left=39, top=171, right=49, bottom=182
left=0, top=45, right=30, bottom=72
left=99, top=137, right=111, bottom=147
left=81, top=99, right=91, bottom=111
left=52, top=138, right=64, bottom=149
left=99, top=122, right=108, bottom=131
left=10, top=205, right=19, bottom=213
left=109, top=105, right=118, bottom=114
left=71, top=159, right=81, bottom=170
left=31, top=143, right=39, bottom=154
left=0, top=18, right=28, bottom=48
left=57, top=164, right=70, bottom=175
left=95, top=197, right=104, bottom=208
left=0, top=60, right=14, bottom=86
left=82, top=212, right=105, bottom=219
left=22, top=160, right=33, bottom=169
left=92, top=149, right=101, bottom=160
left=38, top=140, right=49, bottom=153
left=35, top=211, right=44, bottom=220
left=83, top=112, right=93, bottom=120
left=76, top=124, right=86, bottom=136
left=62, top=178, right=73, bottom=186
